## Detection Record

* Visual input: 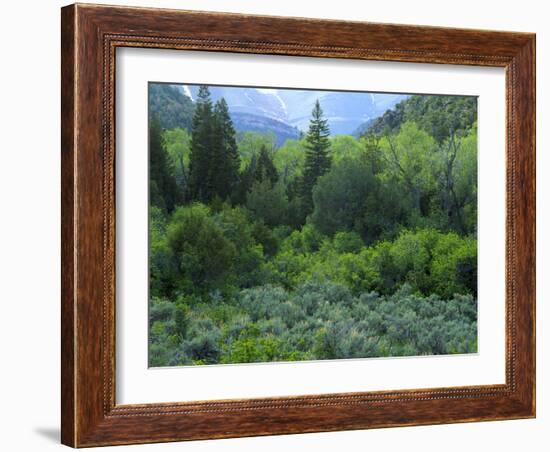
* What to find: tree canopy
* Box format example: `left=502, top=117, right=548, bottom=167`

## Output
left=147, top=85, right=478, bottom=366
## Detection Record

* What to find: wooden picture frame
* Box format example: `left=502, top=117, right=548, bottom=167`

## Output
left=61, top=3, right=535, bottom=447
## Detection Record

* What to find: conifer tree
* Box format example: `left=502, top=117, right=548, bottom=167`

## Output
left=149, top=116, right=182, bottom=212
left=235, top=145, right=279, bottom=205
left=254, top=144, right=278, bottom=187
left=301, top=99, right=331, bottom=211
left=212, top=98, right=240, bottom=199
left=187, top=85, right=214, bottom=202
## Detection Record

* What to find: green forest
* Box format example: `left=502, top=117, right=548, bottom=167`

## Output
left=148, top=85, right=478, bottom=366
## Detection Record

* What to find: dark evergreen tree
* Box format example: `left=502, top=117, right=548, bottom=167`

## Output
left=187, top=86, right=214, bottom=202
left=149, top=116, right=182, bottom=212
left=301, top=100, right=331, bottom=211
left=212, top=98, right=241, bottom=199
left=254, top=144, right=278, bottom=187
left=233, top=145, right=278, bottom=205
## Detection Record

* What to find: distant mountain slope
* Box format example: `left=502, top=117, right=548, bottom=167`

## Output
left=149, top=83, right=408, bottom=146
left=231, top=112, right=300, bottom=146
left=187, top=85, right=288, bottom=123
left=277, top=89, right=407, bottom=136
left=185, top=85, right=406, bottom=136
left=149, top=84, right=300, bottom=146
left=148, top=84, right=195, bottom=130
left=355, top=95, right=478, bottom=142
left=353, top=118, right=377, bottom=139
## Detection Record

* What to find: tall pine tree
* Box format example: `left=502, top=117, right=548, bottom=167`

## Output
left=212, top=98, right=240, bottom=199
left=301, top=99, right=331, bottom=211
left=187, top=86, right=214, bottom=202
left=149, top=116, right=182, bottom=212
left=187, top=87, right=241, bottom=203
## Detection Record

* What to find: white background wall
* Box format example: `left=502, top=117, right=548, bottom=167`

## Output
left=0, top=0, right=546, bottom=450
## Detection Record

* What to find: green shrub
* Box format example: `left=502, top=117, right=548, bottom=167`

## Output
left=167, top=204, right=237, bottom=295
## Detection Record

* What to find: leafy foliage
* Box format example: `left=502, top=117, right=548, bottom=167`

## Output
left=162, top=127, right=190, bottom=194
left=310, top=157, right=404, bottom=242
left=363, top=94, right=477, bottom=143
left=149, top=282, right=477, bottom=366
left=246, top=180, right=289, bottom=228
left=147, top=85, right=478, bottom=366
left=166, top=204, right=237, bottom=295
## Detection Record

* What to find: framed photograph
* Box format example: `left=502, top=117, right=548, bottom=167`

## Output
left=61, top=3, right=535, bottom=447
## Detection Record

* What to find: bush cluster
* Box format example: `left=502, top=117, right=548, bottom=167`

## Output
left=149, top=282, right=477, bottom=366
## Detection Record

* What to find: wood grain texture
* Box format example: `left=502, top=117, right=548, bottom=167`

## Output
left=61, top=3, right=536, bottom=447
left=60, top=5, right=76, bottom=447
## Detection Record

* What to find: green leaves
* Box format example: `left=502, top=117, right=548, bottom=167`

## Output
left=167, top=204, right=237, bottom=295
left=267, top=227, right=477, bottom=298
left=310, top=157, right=377, bottom=238
left=246, top=179, right=289, bottom=228
left=365, top=94, right=477, bottom=144
left=148, top=88, right=479, bottom=367
left=149, top=280, right=478, bottom=366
